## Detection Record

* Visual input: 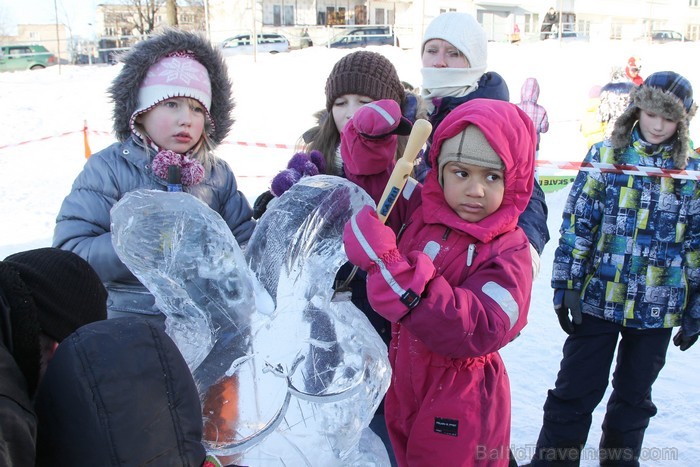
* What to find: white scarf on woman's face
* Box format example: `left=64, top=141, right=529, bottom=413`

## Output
left=420, top=66, right=487, bottom=103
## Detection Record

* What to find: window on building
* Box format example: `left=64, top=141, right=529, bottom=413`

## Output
left=355, top=5, right=367, bottom=24
left=376, top=8, right=385, bottom=24
left=284, top=5, right=294, bottom=26
left=326, top=7, right=346, bottom=25
left=269, top=3, right=295, bottom=25
left=274, top=5, right=281, bottom=25
left=690, top=0, right=699, bottom=7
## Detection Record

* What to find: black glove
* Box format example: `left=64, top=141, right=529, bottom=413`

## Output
left=673, top=328, right=698, bottom=351
left=553, top=289, right=582, bottom=335
left=252, top=190, right=274, bottom=220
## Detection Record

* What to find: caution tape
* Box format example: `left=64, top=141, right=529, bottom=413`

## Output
left=537, top=160, right=700, bottom=180
left=0, top=130, right=83, bottom=151
left=221, top=140, right=297, bottom=150
left=3, top=128, right=700, bottom=183
left=0, top=128, right=298, bottom=152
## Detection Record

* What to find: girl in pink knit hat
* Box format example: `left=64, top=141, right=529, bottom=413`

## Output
left=53, top=29, right=255, bottom=324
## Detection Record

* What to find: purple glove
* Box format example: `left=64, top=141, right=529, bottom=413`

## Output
left=270, top=150, right=326, bottom=197
left=343, top=205, right=435, bottom=321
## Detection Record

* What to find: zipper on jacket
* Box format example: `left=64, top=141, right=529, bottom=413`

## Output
left=396, top=219, right=412, bottom=243
left=466, top=244, right=476, bottom=266
left=442, top=227, right=451, bottom=241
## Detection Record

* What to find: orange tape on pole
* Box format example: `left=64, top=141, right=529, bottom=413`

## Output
left=83, top=120, right=92, bottom=159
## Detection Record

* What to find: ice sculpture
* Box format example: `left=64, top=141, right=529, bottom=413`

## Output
left=110, top=175, right=391, bottom=465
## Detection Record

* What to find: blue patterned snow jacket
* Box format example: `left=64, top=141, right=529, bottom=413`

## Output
left=552, top=126, right=700, bottom=335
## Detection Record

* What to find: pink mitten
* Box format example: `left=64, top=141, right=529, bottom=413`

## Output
left=343, top=206, right=436, bottom=320
left=341, top=100, right=408, bottom=177
left=351, top=99, right=406, bottom=138
left=343, top=205, right=400, bottom=271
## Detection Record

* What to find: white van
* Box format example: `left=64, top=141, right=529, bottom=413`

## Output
left=220, top=33, right=290, bottom=56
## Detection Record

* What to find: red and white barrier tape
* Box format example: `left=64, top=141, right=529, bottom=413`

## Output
left=221, top=140, right=297, bottom=150
left=3, top=129, right=699, bottom=182
left=0, top=129, right=298, bottom=152
left=537, top=160, right=700, bottom=180
left=0, top=130, right=82, bottom=150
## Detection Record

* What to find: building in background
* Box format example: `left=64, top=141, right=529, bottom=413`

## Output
left=204, top=0, right=700, bottom=49
left=4, top=1, right=700, bottom=62
left=3, top=24, right=69, bottom=64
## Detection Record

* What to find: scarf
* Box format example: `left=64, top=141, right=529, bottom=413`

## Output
left=151, top=149, right=205, bottom=186
left=420, top=66, right=487, bottom=105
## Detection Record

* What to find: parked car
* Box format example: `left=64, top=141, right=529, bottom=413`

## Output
left=0, top=44, right=57, bottom=72
left=648, top=30, right=691, bottom=43
left=220, top=33, right=290, bottom=56
left=329, top=26, right=398, bottom=48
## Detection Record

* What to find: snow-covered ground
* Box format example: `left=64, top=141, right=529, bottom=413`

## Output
left=1, top=38, right=699, bottom=465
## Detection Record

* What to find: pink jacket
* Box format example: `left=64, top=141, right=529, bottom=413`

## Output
left=341, top=99, right=536, bottom=466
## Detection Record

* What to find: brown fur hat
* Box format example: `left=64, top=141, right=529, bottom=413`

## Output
left=611, top=71, right=697, bottom=169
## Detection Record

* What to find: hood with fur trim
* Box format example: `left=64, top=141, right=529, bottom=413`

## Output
left=109, top=28, right=234, bottom=146
left=611, top=71, right=697, bottom=169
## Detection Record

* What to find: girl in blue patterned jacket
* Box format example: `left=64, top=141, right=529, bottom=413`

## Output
left=53, top=29, right=255, bottom=322
left=529, top=71, right=700, bottom=466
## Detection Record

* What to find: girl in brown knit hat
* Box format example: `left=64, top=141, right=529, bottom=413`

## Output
left=305, top=50, right=413, bottom=176
left=253, top=50, right=424, bottom=218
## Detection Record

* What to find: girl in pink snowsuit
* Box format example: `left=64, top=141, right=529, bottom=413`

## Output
left=342, top=98, right=536, bottom=466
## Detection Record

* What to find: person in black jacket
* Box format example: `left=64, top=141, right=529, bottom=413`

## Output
left=540, top=7, right=560, bottom=40
left=0, top=248, right=107, bottom=466
left=34, top=317, right=209, bottom=466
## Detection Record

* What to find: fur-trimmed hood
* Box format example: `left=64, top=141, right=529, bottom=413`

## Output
left=109, top=28, right=234, bottom=146
left=611, top=71, right=697, bottom=169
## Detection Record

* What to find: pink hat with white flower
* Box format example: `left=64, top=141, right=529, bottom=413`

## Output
left=129, top=51, right=213, bottom=135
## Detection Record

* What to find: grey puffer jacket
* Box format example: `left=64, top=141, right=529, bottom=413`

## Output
left=53, top=137, right=255, bottom=316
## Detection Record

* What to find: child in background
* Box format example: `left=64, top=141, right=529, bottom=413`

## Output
left=342, top=98, right=536, bottom=466
left=625, top=56, right=644, bottom=86
left=53, top=29, right=255, bottom=323
left=516, top=77, right=550, bottom=179
left=529, top=71, right=700, bottom=466
left=579, top=84, right=605, bottom=150
left=597, top=66, right=635, bottom=140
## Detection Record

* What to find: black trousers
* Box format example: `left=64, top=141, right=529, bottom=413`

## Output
left=530, top=314, right=672, bottom=467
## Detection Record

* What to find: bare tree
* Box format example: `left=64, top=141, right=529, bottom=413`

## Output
left=181, top=0, right=206, bottom=31
left=0, top=8, right=12, bottom=38
left=165, top=0, right=178, bottom=27
left=120, top=0, right=166, bottom=35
